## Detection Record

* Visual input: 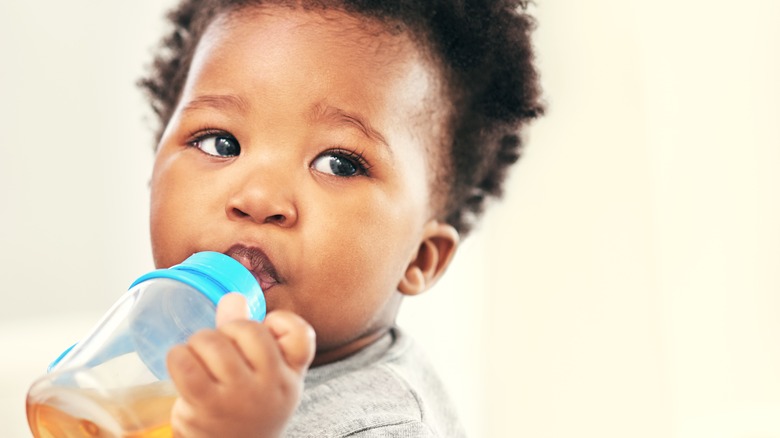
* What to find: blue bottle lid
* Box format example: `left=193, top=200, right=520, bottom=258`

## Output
left=130, top=251, right=266, bottom=321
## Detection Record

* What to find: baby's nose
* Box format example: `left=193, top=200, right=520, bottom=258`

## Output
left=224, top=164, right=299, bottom=227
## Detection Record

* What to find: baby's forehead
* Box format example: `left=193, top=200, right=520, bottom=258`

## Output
left=183, top=5, right=452, bottom=160
left=202, top=8, right=432, bottom=84
left=217, top=6, right=414, bottom=55
left=195, top=7, right=451, bottom=127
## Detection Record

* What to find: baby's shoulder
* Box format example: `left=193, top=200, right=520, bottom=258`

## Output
left=291, top=362, right=428, bottom=436
left=284, top=329, right=464, bottom=437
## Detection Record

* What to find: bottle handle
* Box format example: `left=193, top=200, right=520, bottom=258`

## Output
left=48, top=330, right=135, bottom=373
left=47, top=343, right=76, bottom=372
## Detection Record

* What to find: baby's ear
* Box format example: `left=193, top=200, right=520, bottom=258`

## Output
left=398, top=220, right=459, bottom=296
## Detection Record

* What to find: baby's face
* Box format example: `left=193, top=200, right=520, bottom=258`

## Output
left=149, top=6, right=450, bottom=362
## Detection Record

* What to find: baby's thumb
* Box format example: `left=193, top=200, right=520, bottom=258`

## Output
left=216, top=292, right=251, bottom=328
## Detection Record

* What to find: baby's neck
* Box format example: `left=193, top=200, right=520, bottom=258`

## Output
left=310, top=326, right=391, bottom=367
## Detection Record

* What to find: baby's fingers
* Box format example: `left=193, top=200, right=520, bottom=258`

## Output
left=217, top=319, right=284, bottom=375
left=168, top=329, right=255, bottom=402
left=264, top=310, right=316, bottom=374
left=167, top=343, right=217, bottom=404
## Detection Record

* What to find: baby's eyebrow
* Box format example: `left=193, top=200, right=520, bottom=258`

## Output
left=180, top=94, right=250, bottom=115
left=308, top=103, right=390, bottom=152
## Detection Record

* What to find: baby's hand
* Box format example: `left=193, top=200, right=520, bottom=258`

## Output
left=167, top=293, right=316, bottom=438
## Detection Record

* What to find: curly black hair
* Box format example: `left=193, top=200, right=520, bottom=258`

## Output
left=139, top=0, right=544, bottom=237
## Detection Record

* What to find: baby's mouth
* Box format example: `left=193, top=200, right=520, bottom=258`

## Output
left=225, top=244, right=282, bottom=292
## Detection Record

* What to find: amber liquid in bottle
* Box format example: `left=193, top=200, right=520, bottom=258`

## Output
left=27, top=381, right=176, bottom=438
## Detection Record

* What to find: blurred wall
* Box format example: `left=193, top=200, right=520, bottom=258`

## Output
left=2, top=1, right=779, bottom=437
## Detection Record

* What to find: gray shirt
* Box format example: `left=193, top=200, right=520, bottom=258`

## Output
left=285, top=327, right=466, bottom=437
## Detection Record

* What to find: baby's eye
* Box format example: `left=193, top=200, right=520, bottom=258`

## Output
left=312, top=151, right=368, bottom=177
left=192, top=133, right=240, bottom=157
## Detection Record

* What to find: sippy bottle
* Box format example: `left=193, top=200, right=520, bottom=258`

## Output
left=26, top=251, right=265, bottom=438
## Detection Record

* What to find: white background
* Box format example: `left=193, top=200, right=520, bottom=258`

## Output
left=1, top=1, right=779, bottom=437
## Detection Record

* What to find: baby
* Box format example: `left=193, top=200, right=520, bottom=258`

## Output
left=138, top=0, right=543, bottom=436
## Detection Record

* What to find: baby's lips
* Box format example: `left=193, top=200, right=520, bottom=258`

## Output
left=225, top=244, right=282, bottom=291
left=252, top=270, right=279, bottom=292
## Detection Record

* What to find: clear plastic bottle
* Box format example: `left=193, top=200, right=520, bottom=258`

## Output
left=26, top=251, right=265, bottom=438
